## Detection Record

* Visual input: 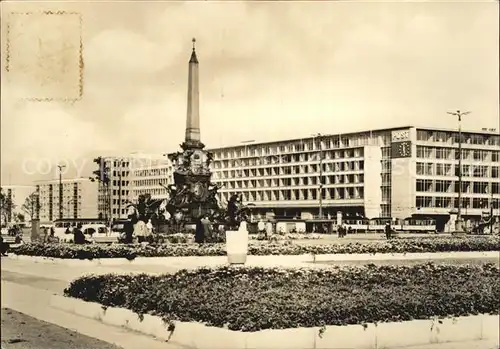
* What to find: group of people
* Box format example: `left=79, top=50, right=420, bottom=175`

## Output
left=122, top=203, right=155, bottom=244
left=194, top=214, right=215, bottom=243
left=58, top=224, right=90, bottom=244
left=337, top=225, right=351, bottom=238
left=257, top=219, right=274, bottom=238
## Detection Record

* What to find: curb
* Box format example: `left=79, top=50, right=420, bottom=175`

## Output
left=50, top=294, right=500, bottom=349
left=8, top=251, right=499, bottom=267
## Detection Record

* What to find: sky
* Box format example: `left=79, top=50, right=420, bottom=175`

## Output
left=1, top=0, right=499, bottom=185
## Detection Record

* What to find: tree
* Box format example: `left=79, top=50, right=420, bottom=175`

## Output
left=0, top=188, right=15, bottom=226
left=22, top=192, right=40, bottom=221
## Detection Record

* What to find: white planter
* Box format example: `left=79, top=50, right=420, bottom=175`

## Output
left=225, top=230, right=249, bottom=264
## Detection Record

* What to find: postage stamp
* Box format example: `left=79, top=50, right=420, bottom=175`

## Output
left=5, top=11, right=83, bottom=102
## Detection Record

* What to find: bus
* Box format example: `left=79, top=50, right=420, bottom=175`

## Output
left=52, top=218, right=108, bottom=242
left=343, top=218, right=437, bottom=233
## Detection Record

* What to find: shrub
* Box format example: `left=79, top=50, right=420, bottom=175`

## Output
left=64, top=263, right=500, bottom=332
left=10, top=236, right=500, bottom=259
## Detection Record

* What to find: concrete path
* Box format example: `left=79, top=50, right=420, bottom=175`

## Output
left=1, top=278, right=184, bottom=349
left=1, top=308, right=123, bottom=349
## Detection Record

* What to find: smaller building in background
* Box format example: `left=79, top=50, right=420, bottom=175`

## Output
left=35, top=178, right=98, bottom=223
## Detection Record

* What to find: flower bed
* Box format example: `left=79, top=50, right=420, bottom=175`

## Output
left=10, top=236, right=500, bottom=259
left=64, top=263, right=500, bottom=332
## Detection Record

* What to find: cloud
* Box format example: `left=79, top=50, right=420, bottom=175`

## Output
left=85, top=29, right=170, bottom=77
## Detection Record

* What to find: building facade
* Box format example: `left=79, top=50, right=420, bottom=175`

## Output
left=209, top=129, right=393, bottom=219
left=96, top=154, right=168, bottom=220
left=208, top=126, right=499, bottom=230
left=35, top=178, right=99, bottom=223
left=0, top=185, right=36, bottom=225
left=411, top=127, right=499, bottom=230
left=129, top=162, right=173, bottom=201
left=128, top=126, right=499, bottom=232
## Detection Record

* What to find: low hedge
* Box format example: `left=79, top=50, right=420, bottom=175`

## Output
left=64, top=263, right=500, bottom=331
left=154, top=232, right=322, bottom=243
left=11, top=236, right=500, bottom=259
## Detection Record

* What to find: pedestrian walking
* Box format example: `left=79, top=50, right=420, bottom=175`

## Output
left=73, top=223, right=87, bottom=245
left=195, top=217, right=205, bottom=243
left=338, top=225, right=344, bottom=238
left=0, top=236, right=9, bottom=256
left=385, top=223, right=392, bottom=240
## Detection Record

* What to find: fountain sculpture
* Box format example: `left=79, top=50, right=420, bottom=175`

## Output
left=127, top=39, right=252, bottom=240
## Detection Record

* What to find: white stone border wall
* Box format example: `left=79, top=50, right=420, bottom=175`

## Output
left=9, top=251, right=499, bottom=267
left=50, top=294, right=499, bottom=349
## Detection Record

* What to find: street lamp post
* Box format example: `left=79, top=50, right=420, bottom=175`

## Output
left=57, top=164, right=66, bottom=220
left=312, top=133, right=324, bottom=220
left=447, top=110, right=471, bottom=234
left=118, top=161, right=123, bottom=219
left=241, top=139, right=255, bottom=183
left=489, top=181, right=494, bottom=234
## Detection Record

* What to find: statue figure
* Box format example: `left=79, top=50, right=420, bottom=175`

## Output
left=206, top=151, right=214, bottom=167
left=167, top=184, right=177, bottom=198
left=227, top=193, right=239, bottom=217
left=126, top=194, right=164, bottom=226
left=207, top=183, right=222, bottom=203
left=226, top=193, right=243, bottom=229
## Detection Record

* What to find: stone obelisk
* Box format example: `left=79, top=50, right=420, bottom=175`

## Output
left=183, top=38, right=204, bottom=150
left=167, top=38, right=219, bottom=225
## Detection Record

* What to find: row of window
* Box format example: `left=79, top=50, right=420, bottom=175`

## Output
left=213, top=148, right=365, bottom=169
left=416, top=196, right=500, bottom=209
left=132, top=167, right=172, bottom=177
left=131, top=179, right=169, bottom=187
left=416, top=180, right=500, bottom=194
left=417, top=130, right=500, bottom=146
left=111, top=208, right=128, bottom=215
left=110, top=161, right=131, bottom=168
left=111, top=171, right=129, bottom=177
left=213, top=133, right=392, bottom=160
left=213, top=160, right=366, bottom=179
left=416, top=146, right=499, bottom=161
left=97, top=190, right=129, bottom=197
left=219, top=187, right=365, bottom=202
left=219, top=174, right=366, bottom=190
left=132, top=189, right=168, bottom=197
left=416, top=163, right=500, bottom=178
left=39, top=195, right=83, bottom=202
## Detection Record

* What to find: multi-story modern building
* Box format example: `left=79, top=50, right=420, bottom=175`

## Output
left=129, top=161, right=173, bottom=201
left=127, top=126, right=499, bottom=232
left=0, top=185, right=36, bottom=225
left=35, top=178, right=98, bottom=223
left=209, top=126, right=499, bottom=231
left=96, top=154, right=167, bottom=220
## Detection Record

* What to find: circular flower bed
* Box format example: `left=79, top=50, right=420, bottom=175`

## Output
left=64, top=263, right=500, bottom=331
left=10, top=236, right=499, bottom=259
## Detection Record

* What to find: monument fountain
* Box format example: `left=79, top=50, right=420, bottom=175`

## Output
left=127, top=39, right=252, bottom=242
